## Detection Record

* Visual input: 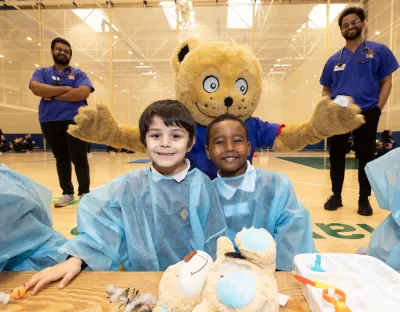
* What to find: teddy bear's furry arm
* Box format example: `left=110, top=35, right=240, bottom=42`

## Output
left=67, top=103, right=146, bottom=153
left=273, top=96, right=365, bottom=152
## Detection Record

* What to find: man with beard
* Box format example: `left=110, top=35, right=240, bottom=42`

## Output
left=29, top=37, right=94, bottom=207
left=320, top=7, right=398, bottom=216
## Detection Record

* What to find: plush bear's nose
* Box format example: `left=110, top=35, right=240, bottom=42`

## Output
left=224, top=97, right=233, bottom=107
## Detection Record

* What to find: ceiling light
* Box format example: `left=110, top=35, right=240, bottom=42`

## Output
left=90, top=72, right=94, bottom=74
left=375, top=31, right=380, bottom=35
left=128, top=51, right=133, bottom=54
left=72, top=9, right=119, bottom=32
left=26, top=37, right=32, bottom=41
left=123, top=89, right=126, bottom=92
left=160, top=1, right=196, bottom=30
left=135, top=65, right=151, bottom=69
left=277, top=59, right=281, bottom=62
left=308, top=4, right=347, bottom=29
left=292, top=38, right=296, bottom=41
left=38, top=43, right=41, bottom=46
left=75, top=63, right=79, bottom=66
left=34, top=64, right=39, bottom=67
left=99, top=76, right=103, bottom=79
left=273, top=64, right=281, bottom=67
left=113, top=35, right=118, bottom=39
left=270, top=69, right=273, bottom=72
left=0, top=55, right=3, bottom=58
left=140, top=62, right=143, bottom=65
left=227, top=0, right=260, bottom=29
left=281, top=64, right=292, bottom=67
left=297, top=29, right=302, bottom=33
left=114, top=85, right=117, bottom=87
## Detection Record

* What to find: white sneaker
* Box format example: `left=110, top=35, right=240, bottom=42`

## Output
left=79, top=193, right=88, bottom=200
left=54, top=194, right=75, bottom=208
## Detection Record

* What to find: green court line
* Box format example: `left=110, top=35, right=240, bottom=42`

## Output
left=51, top=197, right=79, bottom=205
left=276, top=157, right=359, bottom=170
left=70, top=227, right=79, bottom=236
left=70, top=223, right=375, bottom=239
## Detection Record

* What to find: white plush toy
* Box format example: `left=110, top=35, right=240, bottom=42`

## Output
left=154, top=227, right=279, bottom=312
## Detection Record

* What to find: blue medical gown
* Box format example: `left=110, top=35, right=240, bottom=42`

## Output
left=213, top=169, right=316, bottom=271
left=0, top=164, right=68, bottom=271
left=366, top=148, right=400, bottom=270
left=60, top=167, right=227, bottom=271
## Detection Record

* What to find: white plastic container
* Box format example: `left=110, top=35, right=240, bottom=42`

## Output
left=292, top=253, right=400, bottom=311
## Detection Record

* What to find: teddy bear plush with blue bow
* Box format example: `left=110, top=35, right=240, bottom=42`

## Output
left=153, top=227, right=279, bottom=312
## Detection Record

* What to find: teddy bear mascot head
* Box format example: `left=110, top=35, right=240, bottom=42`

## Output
left=67, top=39, right=364, bottom=179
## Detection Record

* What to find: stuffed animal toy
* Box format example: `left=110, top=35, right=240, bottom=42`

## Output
left=67, top=39, right=364, bottom=179
left=153, top=227, right=279, bottom=312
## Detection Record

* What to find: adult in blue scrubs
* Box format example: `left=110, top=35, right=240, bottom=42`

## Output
left=320, top=7, right=399, bottom=216
left=30, top=37, right=94, bottom=207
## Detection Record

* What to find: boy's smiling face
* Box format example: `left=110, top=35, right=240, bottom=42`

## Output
left=205, top=119, right=250, bottom=177
left=146, top=116, right=195, bottom=176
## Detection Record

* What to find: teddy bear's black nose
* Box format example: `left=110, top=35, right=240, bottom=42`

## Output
left=224, top=97, right=233, bottom=107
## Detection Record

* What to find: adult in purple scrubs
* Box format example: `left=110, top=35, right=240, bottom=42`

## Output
left=320, top=7, right=399, bottom=216
left=30, top=37, right=95, bottom=207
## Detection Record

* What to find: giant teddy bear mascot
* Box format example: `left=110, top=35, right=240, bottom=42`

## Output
left=67, top=39, right=364, bottom=179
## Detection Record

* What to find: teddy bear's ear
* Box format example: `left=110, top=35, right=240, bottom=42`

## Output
left=171, top=38, right=201, bottom=72
left=216, top=236, right=235, bottom=258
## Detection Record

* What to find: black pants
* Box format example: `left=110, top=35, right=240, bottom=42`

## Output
left=41, top=120, right=90, bottom=195
left=328, top=106, right=381, bottom=199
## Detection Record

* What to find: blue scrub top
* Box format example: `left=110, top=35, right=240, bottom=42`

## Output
left=320, top=41, right=399, bottom=111
left=30, top=66, right=95, bottom=123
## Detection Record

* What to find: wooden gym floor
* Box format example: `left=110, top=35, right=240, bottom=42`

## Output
left=0, top=151, right=389, bottom=254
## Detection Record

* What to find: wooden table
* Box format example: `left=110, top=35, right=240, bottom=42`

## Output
left=0, top=271, right=310, bottom=311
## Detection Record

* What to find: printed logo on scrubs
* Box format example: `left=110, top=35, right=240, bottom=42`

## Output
left=180, top=209, right=189, bottom=221
left=367, top=49, right=374, bottom=59
left=68, top=73, right=75, bottom=80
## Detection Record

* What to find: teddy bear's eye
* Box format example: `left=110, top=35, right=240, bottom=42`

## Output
left=236, top=78, right=248, bottom=95
left=203, top=76, right=219, bottom=93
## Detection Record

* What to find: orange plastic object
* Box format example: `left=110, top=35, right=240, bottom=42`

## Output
left=322, top=288, right=351, bottom=312
left=253, top=153, right=258, bottom=158
left=293, top=274, right=316, bottom=286
left=10, top=286, right=26, bottom=300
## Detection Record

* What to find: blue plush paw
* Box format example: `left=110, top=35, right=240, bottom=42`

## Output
left=217, top=272, right=256, bottom=308
left=241, top=228, right=271, bottom=252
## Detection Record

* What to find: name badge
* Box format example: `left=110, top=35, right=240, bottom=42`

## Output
left=334, top=64, right=346, bottom=72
